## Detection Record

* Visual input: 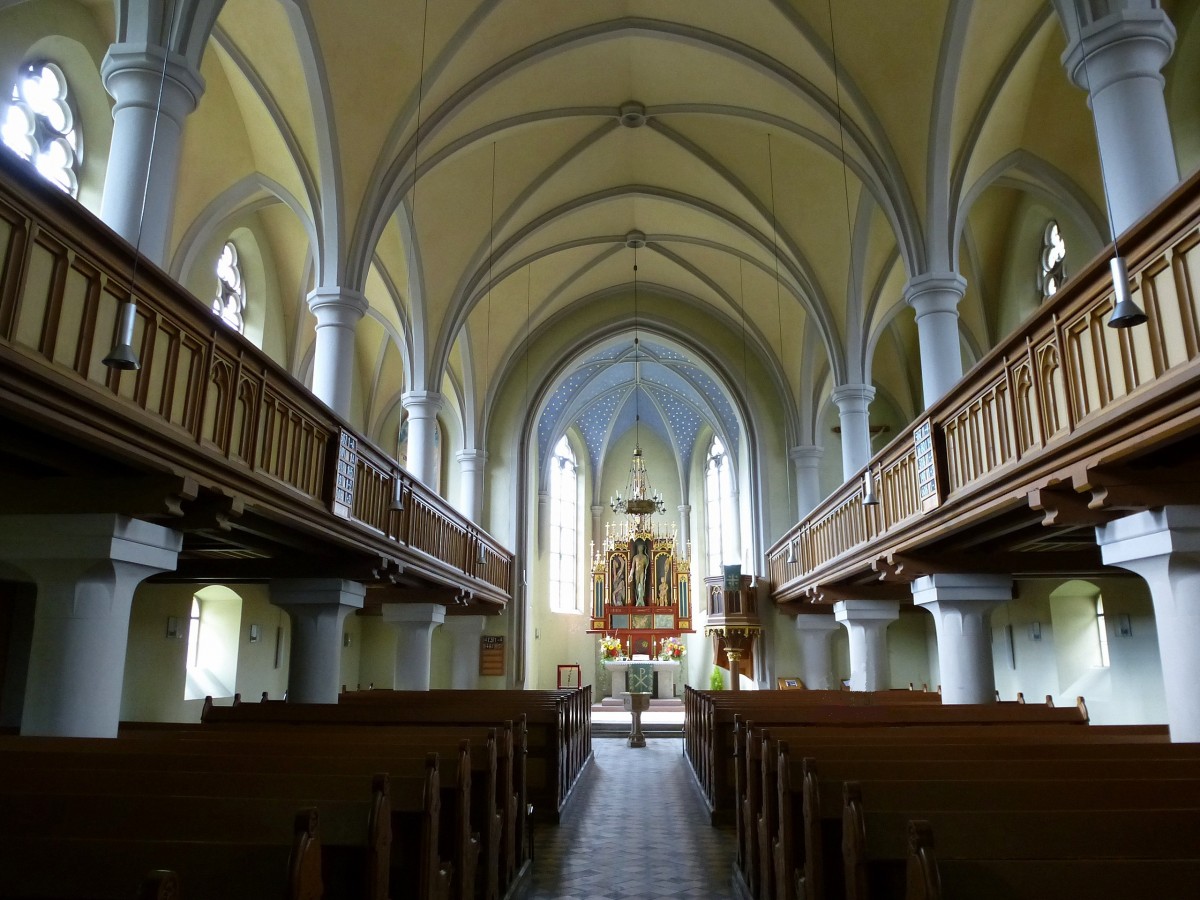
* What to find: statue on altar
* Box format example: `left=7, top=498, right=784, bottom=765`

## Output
left=632, top=540, right=650, bottom=605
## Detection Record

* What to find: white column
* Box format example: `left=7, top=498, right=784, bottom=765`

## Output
left=831, top=385, right=875, bottom=480
left=0, top=515, right=181, bottom=737
left=912, top=574, right=1011, bottom=704
left=1059, top=2, right=1179, bottom=234
left=833, top=599, right=899, bottom=691
left=904, top=272, right=966, bottom=408
left=456, top=449, right=488, bottom=522
left=791, top=445, right=824, bottom=516
left=401, top=391, right=444, bottom=488
left=307, top=288, right=369, bottom=419
left=442, top=616, right=485, bottom=689
left=677, top=504, right=692, bottom=556
left=99, top=46, right=204, bottom=267
left=795, top=613, right=841, bottom=690
left=270, top=579, right=365, bottom=704
left=1096, top=506, right=1200, bottom=742
left=382, top=602, right=446, bottom=691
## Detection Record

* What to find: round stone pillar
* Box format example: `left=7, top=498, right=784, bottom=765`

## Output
left=831, top=385, right=875, bottom=480
left=677, top=504, right=692, bottom=556
left=905, top=273, right=966, bottom=408
left=442, top=615, right=486, bottom=689
left=270, top=579, right=365, bottom=704
left=456, top=449, right=488, bottom=522
left=912, top=574, right=1011, bottom=704
left=99, top=46, right=204, bottom=266
left=0, top=515, right=181, bottom=737
left=795, top=612, right=841, bottom=690
left=833, top=599, right=899, bottom=691
left=1060, top=3, right=1179, bottom=234
left=401, top=391, right=444, bottom=488
left=790, top=445, right=824, bottom=516
left=382, top=602, right=447, bottom=691
left=1096, top=506, right=1200, bottom=742
left=306, top=288, right=369, bottom=420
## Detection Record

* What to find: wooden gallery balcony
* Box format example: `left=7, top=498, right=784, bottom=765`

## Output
left=769, top=169, right=1200, bottom=608
left=0, top=152, right=512, bottom=610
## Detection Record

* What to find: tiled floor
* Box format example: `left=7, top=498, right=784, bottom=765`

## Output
left=514, top=737, right=737, bottom=899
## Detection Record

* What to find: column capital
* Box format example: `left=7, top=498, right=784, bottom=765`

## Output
left=306, top=287, right=369, bottom=322
left=1096, top=505, right=1200, bottom=564
left=1061, top=7, right=1176, bottom=96
left=833, top=598, right=900, bottom=624
left=270, top=578, right=366, bottom=609
left=0, top=514, right=182, bottom=573
left=904, top=272, right=967, bottom=317
left=441, top=614, right=485, bottom=635
left=795, top=612, right=842, bottom=633
left=101, top=44, right=205, bottom=118
left=456, top=448, right=489, bottom=466
left=381, top=602, right=447, bottom=627
left=677, top=503, right=692, bottom=515
left=911, top=573, right=1014, bottom=606
left=830, top=384, right=876, bottom=410
left=789, top=444, right=824, bottom=465
left=401, top=390, right=445, bottom=418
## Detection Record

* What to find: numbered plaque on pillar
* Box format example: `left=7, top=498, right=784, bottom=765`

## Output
left=479, top=635, right=505, bottom=676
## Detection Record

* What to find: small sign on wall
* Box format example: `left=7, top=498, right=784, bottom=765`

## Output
left=479, top=635, right=505, bottom=676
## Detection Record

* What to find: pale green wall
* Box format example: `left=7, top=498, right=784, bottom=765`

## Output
left=122, top=582, right=289, bottom=723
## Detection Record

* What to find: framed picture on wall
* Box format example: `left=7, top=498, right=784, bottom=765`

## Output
left=557, top=664, right=581, bottom=689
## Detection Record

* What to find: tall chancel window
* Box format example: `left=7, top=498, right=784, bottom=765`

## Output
left=213, top=242, right=246, bottom=333
left=1040, top=220, right=1066, bottom=301
left=548, top=435, right=579, bottom=613
left=3, top=61, right=80, bottom=196
left=705, top=435, right=734, bottom=576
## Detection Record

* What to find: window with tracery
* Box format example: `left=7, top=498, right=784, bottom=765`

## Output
left=704, top=435, right=734, bottom=577
left=1040, top=220, right=1066, bottom=301
left=2, top=61, right=80, bottom=196
left=548, top=435, right=579, bottom=613
left=212, top=242, right=246, bottom=332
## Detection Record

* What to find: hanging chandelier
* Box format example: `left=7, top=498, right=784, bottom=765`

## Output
left=610, top=445, right=666, bottom=517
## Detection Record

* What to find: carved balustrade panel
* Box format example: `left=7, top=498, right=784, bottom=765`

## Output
left=0, top=158, right=513, bottom=602
left=768, top=171, right=1200, bottom=601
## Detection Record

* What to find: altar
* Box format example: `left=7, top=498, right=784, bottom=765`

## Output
left=604, top=658, right=680, bottom=700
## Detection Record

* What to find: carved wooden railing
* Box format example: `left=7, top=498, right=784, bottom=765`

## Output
left=769, top=168, right=1200, bottom=602
left=0, top=151, right=512, bottom=601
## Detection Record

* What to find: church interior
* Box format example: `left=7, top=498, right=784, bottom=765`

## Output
left=2, top=0, right=1200, bottom=897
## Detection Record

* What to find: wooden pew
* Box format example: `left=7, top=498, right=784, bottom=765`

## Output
left=0, top=739, right=454, bottom=900
left=779, top=744, right=1200, bottom=900
left=194, top=702, right=524, bottom=893
left=0, top=805, right=323, bottom=900
left=904, top=819, right=1200, bottom=900
left=335, top=687, right=593, bottom=825
left=848, top=801, right=1200, bottom=900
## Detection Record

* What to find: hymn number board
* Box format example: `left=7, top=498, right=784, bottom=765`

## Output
left=332, top=430, right=358, bottom=519
left=914, top=419, right=941, bottom=512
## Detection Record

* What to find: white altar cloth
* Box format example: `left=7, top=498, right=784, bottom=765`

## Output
left=603, top=658, right=680, bottom=699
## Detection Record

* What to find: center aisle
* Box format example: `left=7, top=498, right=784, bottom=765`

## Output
left=515, top=737, right=737, bottom=899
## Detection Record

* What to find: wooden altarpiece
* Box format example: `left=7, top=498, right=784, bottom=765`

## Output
left=587, top=521, right=693, bottom=655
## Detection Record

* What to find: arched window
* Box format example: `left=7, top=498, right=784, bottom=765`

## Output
left=2, top=61, right=80, bottom=196
left=548, top=435, right=579, bottom=613
left=1040, top=220, right=1066, bottom=301
left=705, top=435, right=734, bottom=576
left=213, top=242, right=246, bottom=333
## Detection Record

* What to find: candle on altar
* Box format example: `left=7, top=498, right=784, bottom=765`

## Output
left=626, top=639, right=631, bottom=656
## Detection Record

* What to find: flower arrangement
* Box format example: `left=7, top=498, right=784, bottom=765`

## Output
left=659, top=635, right=686, bottom=660
left=599, top=635, right=623, bottom=660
